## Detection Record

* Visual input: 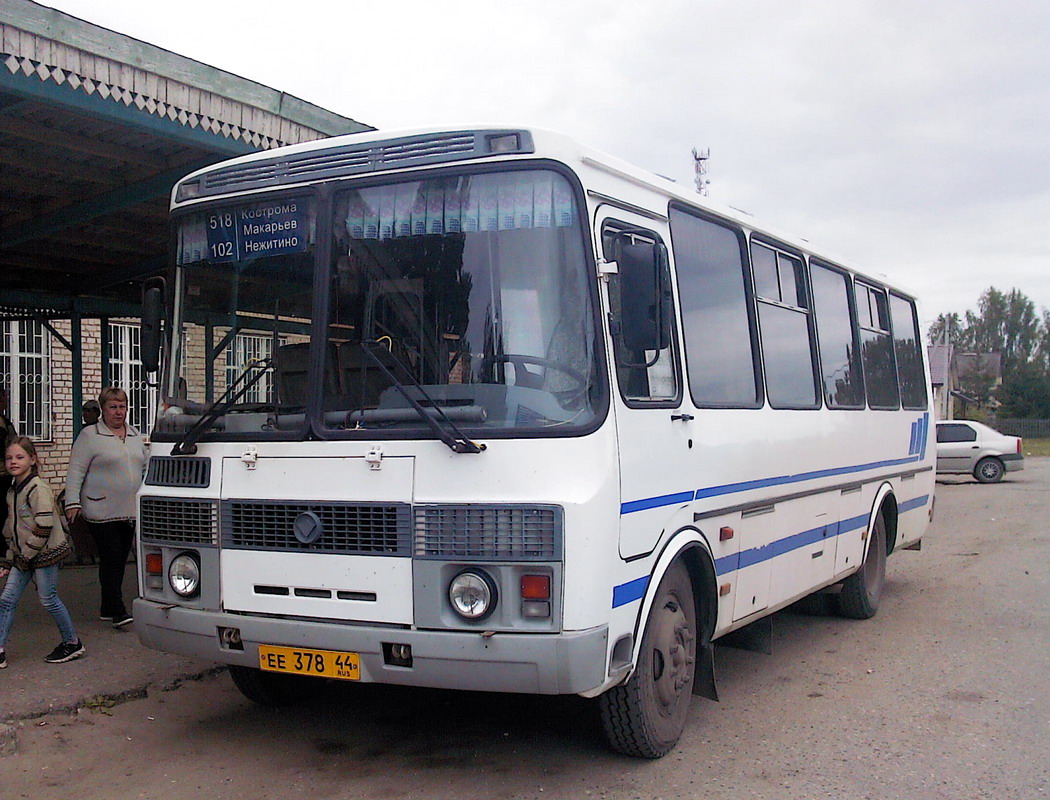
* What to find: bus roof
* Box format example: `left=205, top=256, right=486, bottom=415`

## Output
left=171, top=124, right=916, bottom=299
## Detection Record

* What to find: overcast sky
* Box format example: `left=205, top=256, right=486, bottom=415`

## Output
left=40, top=0, right=1050, bottom=332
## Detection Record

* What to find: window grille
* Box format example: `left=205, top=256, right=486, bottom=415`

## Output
left=107, top=322, right=158, bottom=432
left=0, top=321, right=52, bottom=440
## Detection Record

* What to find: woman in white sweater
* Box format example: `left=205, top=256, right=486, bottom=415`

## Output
left=65, top=387, right=148, bottom=628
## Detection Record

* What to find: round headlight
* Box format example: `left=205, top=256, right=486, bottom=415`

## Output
left=448, top=570, right=497, bottom=620
left=169, top=553, right=201, bottom=598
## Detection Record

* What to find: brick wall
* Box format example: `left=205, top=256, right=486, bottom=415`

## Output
left=35, top=319, right=104, bottom=486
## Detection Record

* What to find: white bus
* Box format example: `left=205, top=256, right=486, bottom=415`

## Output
left=136, top=126, right=934, bottom=758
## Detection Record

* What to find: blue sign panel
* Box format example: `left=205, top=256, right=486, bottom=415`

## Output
left=204, top=201, right=307, bottom=262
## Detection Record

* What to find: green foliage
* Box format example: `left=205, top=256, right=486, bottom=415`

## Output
left=998, top=363, right=1050, bottom=418
left=928, top=311, right=964, bottom=347
left=929, top=286, right=1049, bottom=418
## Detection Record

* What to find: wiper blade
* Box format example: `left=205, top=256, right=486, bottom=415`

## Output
left=359, top=340, right=485, bottom=454
left=170, top=358, right=274, bottom=455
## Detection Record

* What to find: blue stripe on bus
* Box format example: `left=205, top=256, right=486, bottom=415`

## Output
left=620, top=491, right=696, bottom=515
left=691, top=455, right=922, bottom=502
left=620, top=455, right=924, bottom=515
left=612, top=575, right=650, bottom=608
left=898, top=494, right=929, bottom=513
left=611, top=496, right=929, bottom=606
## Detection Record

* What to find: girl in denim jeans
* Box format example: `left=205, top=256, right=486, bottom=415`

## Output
left=0, top=437, right=84, bottom=668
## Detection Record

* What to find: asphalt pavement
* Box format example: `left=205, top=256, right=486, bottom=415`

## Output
left=0, top=562, right=216, bottom=722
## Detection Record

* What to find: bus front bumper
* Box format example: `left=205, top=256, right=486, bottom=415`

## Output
left=133, top=599, right=609, bottom=696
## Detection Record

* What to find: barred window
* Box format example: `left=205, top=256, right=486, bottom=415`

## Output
left=0, top=321, right=52, bottom=440
left=224, top=332, right=284, bottom=404
left=108, top=322, right=158, bottom=433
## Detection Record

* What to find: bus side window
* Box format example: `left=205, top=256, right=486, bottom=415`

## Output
left=602, top=223, right=679, bottom=405
left=855, top=282, right=901, bottom=410
left=669, top=207, right=762, bottom=408
left=889, top=293, right=928, bottom=410
left=750, top=240, right=820, bottom=409
left=810, top=261, right=865, bottom=408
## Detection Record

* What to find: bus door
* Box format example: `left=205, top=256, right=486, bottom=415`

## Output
left=597, top=210, right=691, bottom=559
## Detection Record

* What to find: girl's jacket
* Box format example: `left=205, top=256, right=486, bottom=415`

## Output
left=2, top=474, right=71, bottom=570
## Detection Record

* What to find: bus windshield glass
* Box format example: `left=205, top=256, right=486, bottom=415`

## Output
left=156, top=197, right=317, bottom=439
left=322, top=169, right=600, bottom=434
left=155, top=170, right=601, bottom=441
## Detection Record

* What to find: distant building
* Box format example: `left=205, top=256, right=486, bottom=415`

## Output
left=928, top=347, right=1002, bottom=421
left=927, top=344, right=956, bottom=420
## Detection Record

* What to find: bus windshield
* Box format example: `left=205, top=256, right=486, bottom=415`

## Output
left=323, top=170, right=600, bottom=434
left=155, top=169, right=602, bottom=441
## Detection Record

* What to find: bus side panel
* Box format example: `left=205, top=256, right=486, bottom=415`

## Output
left=765, top=492, right=840, bottom=608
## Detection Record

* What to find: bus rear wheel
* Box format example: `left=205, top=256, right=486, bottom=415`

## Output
left=599, top=561, right=697, bottom=758
left=228, top=665, right=325, bottom=707
left=836, top=512, right=887, bottom=619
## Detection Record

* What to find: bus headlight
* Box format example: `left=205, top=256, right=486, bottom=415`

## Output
left=169, top=553, right=201, bottom=598
left=448, top=569, right=497, bottom=620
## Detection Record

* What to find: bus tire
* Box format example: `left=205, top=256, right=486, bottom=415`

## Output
left=228, top=665, right=324, bottom=707
left=974, top=457, right=1005, bottom=483
left=836, top=511, right=887, bottom=619
left=598, top=561, right=697, bottom=758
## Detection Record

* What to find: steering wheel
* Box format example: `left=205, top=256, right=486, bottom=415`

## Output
left=491, top=354, right=589, bottom=403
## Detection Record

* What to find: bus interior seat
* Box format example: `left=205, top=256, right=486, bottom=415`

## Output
left=275, top=342, right=339, bottom=408
left=337, top=341, right=398, bottom=410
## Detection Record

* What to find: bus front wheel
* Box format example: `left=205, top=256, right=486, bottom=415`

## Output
left=836, top=512, right=887, bottom=619
left=228, top=665, right=325, bottom=707
left=599, top=561, right=697, bottom=758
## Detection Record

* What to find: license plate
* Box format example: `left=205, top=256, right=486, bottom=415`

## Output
left=258, top=645, right=360, bottom=681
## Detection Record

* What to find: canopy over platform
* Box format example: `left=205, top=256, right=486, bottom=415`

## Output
left=0, top=0, right=371, bottom=318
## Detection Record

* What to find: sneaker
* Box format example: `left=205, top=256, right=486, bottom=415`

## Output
left=99, top=615, right=115, bottom=622
left=112, top=613, right=134, bottom=628
left=0, top=651, right=7, bottom=669
left=45, top=640, right=85, bottom=664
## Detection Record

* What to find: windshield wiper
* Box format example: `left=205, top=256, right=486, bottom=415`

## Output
left=170, top=358, right=274, bottom=456
left=359, top=340, right=485, bottom=454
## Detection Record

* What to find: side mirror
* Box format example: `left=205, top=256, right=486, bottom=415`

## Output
left=141, top=278, right=165, bottom=373
left=615, top=238, right=671, bottom=354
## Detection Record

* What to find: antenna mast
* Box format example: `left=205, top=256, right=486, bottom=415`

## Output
left=692, top=147, right=710, bottom=196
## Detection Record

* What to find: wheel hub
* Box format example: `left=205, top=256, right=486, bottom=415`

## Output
left=651, top=597, right=695, bottom=711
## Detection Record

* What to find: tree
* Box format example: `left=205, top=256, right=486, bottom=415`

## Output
left=927, top=312, right=965, bottom=347
left=928, top=287, right=1049, bottom=419
left=998, top=363, right=1050, bottom=418
left=962, top=287, right=1039, bottom=377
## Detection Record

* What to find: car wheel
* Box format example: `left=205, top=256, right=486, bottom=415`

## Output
left=974, top=457, right=1005, bottom=483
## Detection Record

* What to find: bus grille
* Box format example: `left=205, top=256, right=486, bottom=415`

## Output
left=144, top=456, right=211, bottom=488
left=222, top=500, right=411, bottom=555
left=140, top=497, right=219, bottom=545
left=414, top=505, right=562, bottom=560
left=195, top=130, right=533, bottom=197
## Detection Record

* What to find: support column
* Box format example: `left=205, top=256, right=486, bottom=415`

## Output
left=71, top=303, right=83, bottom=439
left=100, top=316, right=111, bottom=389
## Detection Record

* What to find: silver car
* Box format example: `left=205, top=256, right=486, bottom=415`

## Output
left=935, top=420, right=1025, bottom=483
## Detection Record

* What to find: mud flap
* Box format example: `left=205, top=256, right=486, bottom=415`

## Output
left=692, top=637, right=719, bottom=701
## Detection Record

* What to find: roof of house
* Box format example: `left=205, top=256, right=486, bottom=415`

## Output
left=955, top=351, right=1003, bottom=381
